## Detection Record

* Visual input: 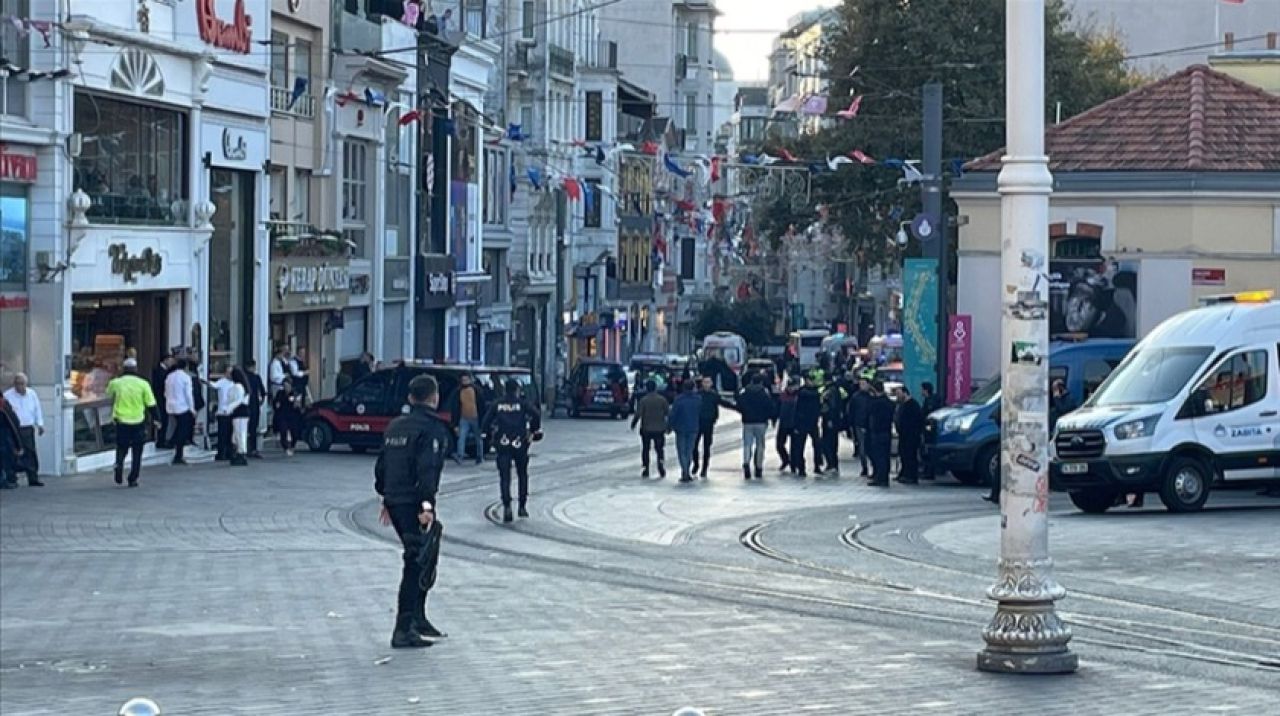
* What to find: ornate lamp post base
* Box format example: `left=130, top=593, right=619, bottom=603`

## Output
left=978, top=602, right=1078, bottom=674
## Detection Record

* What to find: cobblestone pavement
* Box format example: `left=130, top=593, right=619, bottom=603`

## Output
left=2, top=414, right=1277, bottom=715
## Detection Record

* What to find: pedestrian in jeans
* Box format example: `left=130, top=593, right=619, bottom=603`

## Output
left=164, top=357, right=196, bottom=465
left=446, top=374, right=486, bottom=464
left=668, top=382, right=701, bottom=482
left=727, top=373, right=775, bottom=480
left=630, top=380, right=670, bottom=478
left=849, top=377, right=873, bottom=477
left=106, top=358, right=158, bottom=487
left=690, top=376, right=720, bottom=479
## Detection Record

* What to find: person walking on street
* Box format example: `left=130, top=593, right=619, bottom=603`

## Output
left=4, top=373, right=45, bottom=486
left=894, top=386, right=924, bottom=484
left=728, top=373, right=775, bottom=480
left=244, top=360, right=267, bottom=459
left=819, top=375, right=847, bottom=477
left=790, top=375, right=822, bottom=477
left=849, top=376, right=873, bottom=478
left=482, top=379, right=543, bottom=522
left=106, top=358, right=158, bottom=487
left=0, top=393, right=25, bottom=489
left=631, top=380, right=670, bottom=478
left=164, top=358, right=196, bottom=465
left=775, top=377, right=799, bottom=471
left=227, top=368, right=251, bottom=467
left=866, top=381, right=895, bottom=487
left=374, top=374, right=451, bottom=648
left=446, top=374, right=486, bottom=465
left=668, top=382, right=702, bottom=482
left=690, top=376, right=720, bottom=479
left=268, top=347, right=290, bottom=397
left=213, top=367, right=237, bottom=461
left=272, top=380, right=303, bottom=456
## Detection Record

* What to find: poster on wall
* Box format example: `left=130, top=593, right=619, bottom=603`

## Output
left=1048, top=257, right=1138, bottom=339
left=946, top=315, right=972, bottom=405
left=902, top=258, right=938, bottom=397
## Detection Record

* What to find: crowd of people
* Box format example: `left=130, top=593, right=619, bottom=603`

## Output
left=628, top=359, right=943, bottom=487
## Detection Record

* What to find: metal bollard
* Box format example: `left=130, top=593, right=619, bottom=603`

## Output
left=118, top=697, right=161, bottom=716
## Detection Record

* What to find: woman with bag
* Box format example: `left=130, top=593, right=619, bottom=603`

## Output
left=272, top=379, right=303, bottom=457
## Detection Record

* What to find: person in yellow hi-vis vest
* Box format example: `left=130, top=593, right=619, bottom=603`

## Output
left=106, top=358, right=159, bottom=487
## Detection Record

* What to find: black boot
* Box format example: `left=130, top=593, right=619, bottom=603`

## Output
left=518, top=503, right=529, bottom=518
left=412, top=605, right=447, bottom=639
left=754, top=466, right=763, bottom=479
left=743, top=465, right=751, bottom=480
left=503, top=504, right=514, bottom=523
left=392, top=617, right=434, bottom=649
left=657, top=462, right=666, bottom=478
left=27, top=477, right=44, bottom=487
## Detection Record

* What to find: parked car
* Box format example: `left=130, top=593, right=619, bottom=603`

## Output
left=302, top=362, right=534, bottom=453
left=924, top=339, right=1135, bottom=486
left=564, top=359, right=630, bottom=418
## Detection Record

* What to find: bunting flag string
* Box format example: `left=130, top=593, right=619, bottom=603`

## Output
left=836, top=95, right=863, bottom=119
left=397, top=109, right=423, bottom=126
left=506, top=123, right=529, bottom=142
left=663, top=153, right=691, bottom=178
left=800, top=95, right=828, bottom=116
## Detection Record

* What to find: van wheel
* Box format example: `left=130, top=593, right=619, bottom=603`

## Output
left=973, top=445, right=999, bottom=488
left=1069, top=488, right=1117, bottom=514
left=1159, top=456, right=1211, bottom=513
left=306, top=420, right=333, bottom=452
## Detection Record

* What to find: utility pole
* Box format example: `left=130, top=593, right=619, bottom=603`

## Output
left=921, top=82, right=946, bottom=393
left=977, top=0, right=1077, bottom=675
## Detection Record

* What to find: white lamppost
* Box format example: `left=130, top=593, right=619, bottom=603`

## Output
left=976, top=0, right=1078, bottom=674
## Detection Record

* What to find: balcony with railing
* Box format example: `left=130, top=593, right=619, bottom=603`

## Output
left=267, top=220, right=352, bottom=258
left=270, top=86, right=316, bottom=119
left=549, top=44, right=575, bottom=79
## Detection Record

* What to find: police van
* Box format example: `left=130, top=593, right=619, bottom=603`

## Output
left=1051, top=291, right=1280, bottom=513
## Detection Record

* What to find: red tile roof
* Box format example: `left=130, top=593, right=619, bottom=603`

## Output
left=966, top=65, right=1280, bottom=172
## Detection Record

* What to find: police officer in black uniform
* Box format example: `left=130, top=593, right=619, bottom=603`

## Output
left=374, top=374, right=451, bottom=649
left=482, top=379, right=543, bottom=523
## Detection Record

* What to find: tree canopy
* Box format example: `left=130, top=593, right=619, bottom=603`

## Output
left=690, top=298, right=776, bottom=347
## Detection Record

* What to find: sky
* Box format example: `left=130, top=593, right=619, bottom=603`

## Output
left=715, top=0, right=840, bottom=82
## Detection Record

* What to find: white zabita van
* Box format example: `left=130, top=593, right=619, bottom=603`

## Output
left=1051, top=291, right=1280, bottom=513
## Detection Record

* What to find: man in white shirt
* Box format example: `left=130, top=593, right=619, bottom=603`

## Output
left=213, top=367, right=237, bottom=461
left=164, top=358, right=196, bottom=465
left=3, top=373, right=43, bottom=486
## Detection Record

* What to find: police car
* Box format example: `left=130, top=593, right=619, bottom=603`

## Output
left=1051, top=291, right=1280, bottom=513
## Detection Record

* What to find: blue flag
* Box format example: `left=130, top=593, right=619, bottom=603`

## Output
left=288, top=77, right=308, bottom=110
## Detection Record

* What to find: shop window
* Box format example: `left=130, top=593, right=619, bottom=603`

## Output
left=74, top=91, right=188, bottom=226
left=1, top=0, right=28, bottom=116
left=342, top=141, right=369, bottom=256
left=1053, top=237, right=1101, bottom=259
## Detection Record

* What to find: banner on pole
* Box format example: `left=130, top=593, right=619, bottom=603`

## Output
left=947, top=314, right=972, bottom=404
left=902, top=258, right=938, bottom=398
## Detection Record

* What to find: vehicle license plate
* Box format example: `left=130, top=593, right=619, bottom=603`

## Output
left=1061, top=462, right=1088, bottom=475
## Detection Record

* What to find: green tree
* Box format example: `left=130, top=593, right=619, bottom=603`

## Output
left=689, top=298, right=776, bottom=347
left=757, top=0, right=1143, bottom=268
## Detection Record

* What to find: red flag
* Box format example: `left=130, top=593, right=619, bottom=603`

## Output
left=849, top=149, right=875, bottom=165
left=641, top=141, right=660, bottom=155
left=397, top=109, right=422, bottom=126
left=710, top=157, right=721, bottom=182
left=336, top=90, right=359, bottom=107
left=562, top=177, right=581, bottom=201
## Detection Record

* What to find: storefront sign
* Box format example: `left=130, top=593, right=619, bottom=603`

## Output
left=1192, top=267, right=1226, bottom=286
left=108, top=244, right=163, bottom=283
left=271, top=257, right=351, bottom=313
left=947, top=315, right=972, bottom=405
left=197, top=0, right=253, bottom=54
left=221, top=128, right=247, bottom=161
left=0, top=147, right=37, bottom=182
left=383, top=258, right=411, bottom=300
left=417, top=254, right=455, bottom=310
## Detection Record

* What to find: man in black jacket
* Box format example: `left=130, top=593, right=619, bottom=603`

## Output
left=919, top=382, right=943, bottom=480
left=775, top=378, right=799, bottom=471
left=690, top=376, right=720, bottom=479
left=482, top=379, right=543, bottom=522
left=867, top=381, right=895, bottom=487
left=819, top=376, right=848, bottom=477
left=727, top=374, right=775, bottom=479
left=894, top=386, right=924, bottom=484
left=790, top=376, right=822, bottom=477
left=849, top=377, right=872, bottom=477
left=244, top=360, right=267, bottom=459
left=151, top=354, right=174, bottom=447
left=374, top=374, right=451, bottom=648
